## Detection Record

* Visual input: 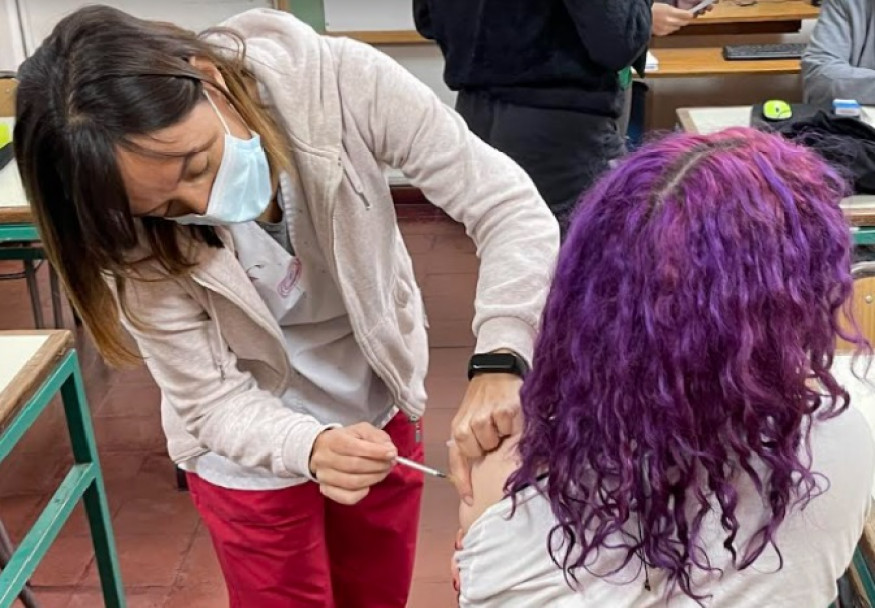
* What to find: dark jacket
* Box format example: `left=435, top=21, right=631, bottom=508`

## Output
left=413, top=0, right=652, bottom=117
left=764, top=109, right=875, bottom=194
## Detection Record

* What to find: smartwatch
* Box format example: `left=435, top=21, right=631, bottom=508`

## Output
left=467, top=352, right=529, bottom=381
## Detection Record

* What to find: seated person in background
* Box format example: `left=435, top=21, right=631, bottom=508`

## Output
left=803, top=0, right=875, bottom=108
left=454, top=128, right=875, bottom=607
left=413, top=0, right=651, bottom=234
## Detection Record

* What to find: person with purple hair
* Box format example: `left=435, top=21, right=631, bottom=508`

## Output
left=451, top=127, right=875, bottom=606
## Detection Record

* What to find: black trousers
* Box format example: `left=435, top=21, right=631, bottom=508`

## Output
left=456, top=90, right=625, bottom=232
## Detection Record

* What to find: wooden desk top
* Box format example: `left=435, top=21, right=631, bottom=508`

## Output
left=676, top=105, right=875, bottom=134
left=696, top=0, right=818, bottom=24
left=332, top=30, right=427, bottom=45
left=647, top=47, right=800, bottom=78
left=0, top=330, right=72, bottom=430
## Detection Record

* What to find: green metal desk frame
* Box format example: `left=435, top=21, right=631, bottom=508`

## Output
left=0, top=223, right=38, bottom=244
left=0, top=348, right=125, bottom=607
left=853, top=227, right=875, bottom=247
left=0, top=223, right=62, bottom=329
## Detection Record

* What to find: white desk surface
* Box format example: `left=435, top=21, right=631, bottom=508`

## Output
left=677, top=106, right=875, bottom=208
left=678, top=105, right=875, bottom=135
left=0, top=334, right=49, bottom=396
left=0, top=117, right=27, bottom=210
left=0, top=331, right=72, bottom=425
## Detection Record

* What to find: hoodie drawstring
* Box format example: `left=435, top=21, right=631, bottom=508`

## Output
left=206, top=291, right=227, bottom=381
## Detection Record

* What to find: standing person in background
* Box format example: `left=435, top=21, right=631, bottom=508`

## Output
left=414, top=0, right=651, bottom=234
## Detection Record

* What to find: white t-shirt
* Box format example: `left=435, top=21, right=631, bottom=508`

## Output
left=456, top=407, right=875, bottom=607
left=181, top=173, right=395, bottom=489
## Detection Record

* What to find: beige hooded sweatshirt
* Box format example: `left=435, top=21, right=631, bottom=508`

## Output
left=114, top=9, right=560, bottom=482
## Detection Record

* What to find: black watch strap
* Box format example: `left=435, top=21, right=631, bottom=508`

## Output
left=467, top=352, right=529, bottom=380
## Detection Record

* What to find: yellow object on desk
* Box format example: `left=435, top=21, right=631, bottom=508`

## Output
left=0, top=123, right=9, bottom=148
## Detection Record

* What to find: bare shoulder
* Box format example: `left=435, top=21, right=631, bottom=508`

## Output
left=459, top=436, right=521, bottom=533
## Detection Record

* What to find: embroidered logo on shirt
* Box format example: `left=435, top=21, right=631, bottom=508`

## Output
left=277, top=259, right=302, bottom=297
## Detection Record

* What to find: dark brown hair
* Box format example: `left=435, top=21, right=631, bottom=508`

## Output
left=14, top=5, right=290, bottom=364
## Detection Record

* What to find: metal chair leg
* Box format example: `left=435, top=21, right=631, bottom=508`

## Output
left=176, top=466, right=189, bottom=491
left=0, top=519, right=40, bottom=608
left=49, top=266, right=63, bottom=329
left=23, top=260, right=45, bottom=329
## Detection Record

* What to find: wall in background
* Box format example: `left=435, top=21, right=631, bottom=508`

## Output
left=0, top=0, right=278, bottom=68
left=0, top=0, right=26, bottom=72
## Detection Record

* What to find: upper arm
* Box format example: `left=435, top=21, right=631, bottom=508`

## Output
left=335, top=38, right=559, bottom=362
left=460, top=437, right=521, bottom=533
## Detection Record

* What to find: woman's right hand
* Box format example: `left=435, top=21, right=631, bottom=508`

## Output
left=309, top=423, right=398, bottom=505
left=652, top=3, right=695, bottom=37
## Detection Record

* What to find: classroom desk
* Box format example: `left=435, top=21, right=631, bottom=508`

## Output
left=0, top=116, right=64, bottom=328
left=646, top=47, right=800, bottom=78
left=675, top=105, right=875, bottom=242
left=696, top=0, right=819, bottom=24
left=0, top=330, right=125, bottom=608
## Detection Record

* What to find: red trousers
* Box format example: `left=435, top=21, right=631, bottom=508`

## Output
left=187, top=413, right=424, bottom=608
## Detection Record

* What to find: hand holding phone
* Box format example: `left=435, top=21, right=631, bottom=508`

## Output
left=689, top=0, right=718, bottom=16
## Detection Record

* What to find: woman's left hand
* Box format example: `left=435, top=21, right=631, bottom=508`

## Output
left=449, top=373, right=523, bottom=505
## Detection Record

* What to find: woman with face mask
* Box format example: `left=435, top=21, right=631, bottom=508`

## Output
left=13, top=6, right=559, bottom=607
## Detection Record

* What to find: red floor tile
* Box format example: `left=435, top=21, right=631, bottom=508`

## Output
left=97, top=452, right=147, bottom=485
left=94, top=383, right=161, bottom=419
left=423, top=408, right=456, bottom=445
left=67, top=588, right=168, bottom=608
left=408, top=579, right=458, bottom=608
left=413, top=528, right=456, bottom=583
left=112, top=492, right=199, bottom=537
left=93, top=416, right=166, bottom=454
left=419, top=477, right=461, bottom=534
left=13, top=589, right=72, bottom=608
left=0, top=449, right=70, bottom=497
left=175, top=533, right=224, bottom=587
left=165, top=583, right=229, bottom=608
left=0, top=494, right=43, bottom=541
left=81, top=532, right=194, bottom=588
left=31, top=536, right=95, bottom=586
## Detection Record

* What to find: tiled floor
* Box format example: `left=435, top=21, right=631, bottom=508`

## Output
left=0, top=218, right=475, bottom=607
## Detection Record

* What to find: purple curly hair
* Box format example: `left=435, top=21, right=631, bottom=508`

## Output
left=510, top=127, right=866, bottom=601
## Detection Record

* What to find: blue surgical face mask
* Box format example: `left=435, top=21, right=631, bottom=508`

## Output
left=172, top=92, right=272, bottom=226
